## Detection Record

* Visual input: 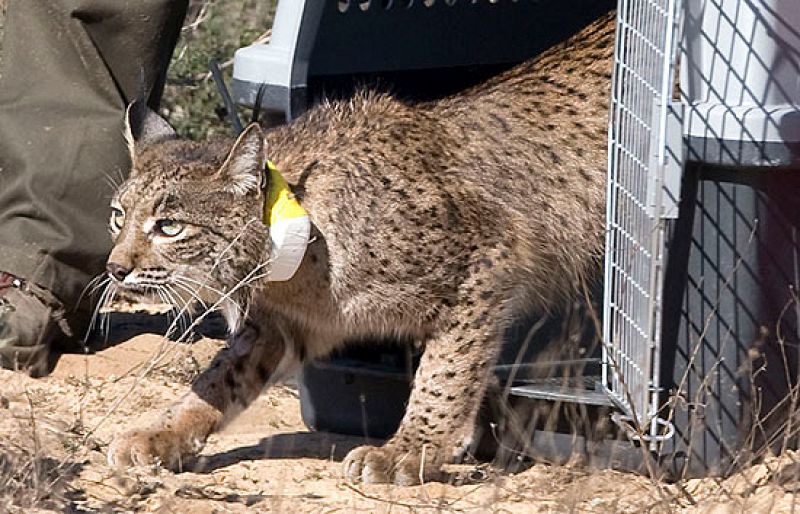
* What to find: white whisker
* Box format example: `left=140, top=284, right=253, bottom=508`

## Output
left=77, top=273, right=111, bottom=309
left=169, top=282, right=207, bottom=312
left=84, top=281, right=113, bottom=343
left=161, top=285, right=190, bottom=337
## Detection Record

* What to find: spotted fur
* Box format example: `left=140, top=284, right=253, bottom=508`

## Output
left=105, top=13, right=614, bottom=484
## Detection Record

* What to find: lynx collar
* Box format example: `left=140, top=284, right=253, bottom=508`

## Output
left=261, top=161, right=310, bottom=281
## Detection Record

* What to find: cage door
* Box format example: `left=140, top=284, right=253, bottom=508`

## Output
left=602, top=0, right=681, bottom=439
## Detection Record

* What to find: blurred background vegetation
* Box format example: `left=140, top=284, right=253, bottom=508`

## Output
left=0, top=0, right=276, bottom=140
left=162, top=0, right=277, bottom=140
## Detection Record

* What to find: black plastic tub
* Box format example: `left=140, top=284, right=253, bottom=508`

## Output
left=299, top=344, right=418, bottom=440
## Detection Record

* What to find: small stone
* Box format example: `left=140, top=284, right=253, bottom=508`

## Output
left=0, top=396, right=9, bottom=409
left=84, top=437, right=102, bottom=451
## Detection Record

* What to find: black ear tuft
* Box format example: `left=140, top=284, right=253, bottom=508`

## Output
left=124, top=100, right=177, bottom=151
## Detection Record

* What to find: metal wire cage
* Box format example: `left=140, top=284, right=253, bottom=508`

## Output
left=603, top=0, right=800, bottom=461
left=602, top=0, right=681, bottom=440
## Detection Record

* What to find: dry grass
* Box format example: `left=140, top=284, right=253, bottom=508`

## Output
left=1, top=2, right=799, bottom=512
left=0, top=443, right=82, bottom=512
left=2, top=340, right=800, bottom=513
left=2, top=285, right=800, bottom=512
left=160, top=0, right=277, bottom=140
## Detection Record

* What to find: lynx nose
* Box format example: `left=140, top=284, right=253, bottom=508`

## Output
left=106, top=262, right=132, bottom=282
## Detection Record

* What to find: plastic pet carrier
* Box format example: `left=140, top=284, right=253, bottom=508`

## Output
left=232, top=0, right=615, bottom=121
left=229, top=0, right=800, bottom=478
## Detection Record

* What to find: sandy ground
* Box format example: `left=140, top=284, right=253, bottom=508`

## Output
left=2, top=5, right=798, bottom=511
left=1, top=329, right=800, bottom=513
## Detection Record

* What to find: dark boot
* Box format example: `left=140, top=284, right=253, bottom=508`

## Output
left=0, top=272, right=72, bottom=377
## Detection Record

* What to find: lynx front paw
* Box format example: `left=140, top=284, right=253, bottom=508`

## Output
left=343, top=444, right=443, bottom=485
left=107, top=428, right=200, bottom=471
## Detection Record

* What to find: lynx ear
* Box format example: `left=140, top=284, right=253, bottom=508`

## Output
left=123, top=100, right=177, bottom=158
left=217, top=123, right=266, bottom=195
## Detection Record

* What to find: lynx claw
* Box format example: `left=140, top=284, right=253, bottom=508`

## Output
left=107, top=428, right=197, bottom=471
left=343, top=445, right=440, bottom=486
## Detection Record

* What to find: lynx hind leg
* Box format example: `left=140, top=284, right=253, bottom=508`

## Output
left=344, top=255, right=508, bottom=485
left=108, top=313, right=299, bottom=470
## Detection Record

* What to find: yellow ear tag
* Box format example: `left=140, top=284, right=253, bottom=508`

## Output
left=262, top=160, right=310, bottom=281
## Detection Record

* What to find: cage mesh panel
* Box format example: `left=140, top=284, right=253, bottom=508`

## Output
left=603, top=0, right=678, bottom=429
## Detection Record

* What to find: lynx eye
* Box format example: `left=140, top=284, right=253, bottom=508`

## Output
left=155, top=219, right=184, bottom=238
left=110, top=207, right=125, bottom=231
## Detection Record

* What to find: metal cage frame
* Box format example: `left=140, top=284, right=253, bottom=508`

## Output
left=602, top=0, right=682, bottom=442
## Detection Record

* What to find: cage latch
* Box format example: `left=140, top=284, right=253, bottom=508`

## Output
left=611, top=412, right=675, bottom=446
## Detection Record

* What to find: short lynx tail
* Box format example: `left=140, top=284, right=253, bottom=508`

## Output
left=263, top=160, right=310, bottom=281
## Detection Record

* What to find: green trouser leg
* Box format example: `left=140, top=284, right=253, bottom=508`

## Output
left=0, top=0, right=188, bottom=348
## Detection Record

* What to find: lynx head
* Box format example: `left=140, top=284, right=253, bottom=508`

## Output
left=103, top=103, right=270, bottom=330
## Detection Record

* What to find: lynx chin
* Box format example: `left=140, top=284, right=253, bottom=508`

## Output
left=103, top=13, right=613, bottom=485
